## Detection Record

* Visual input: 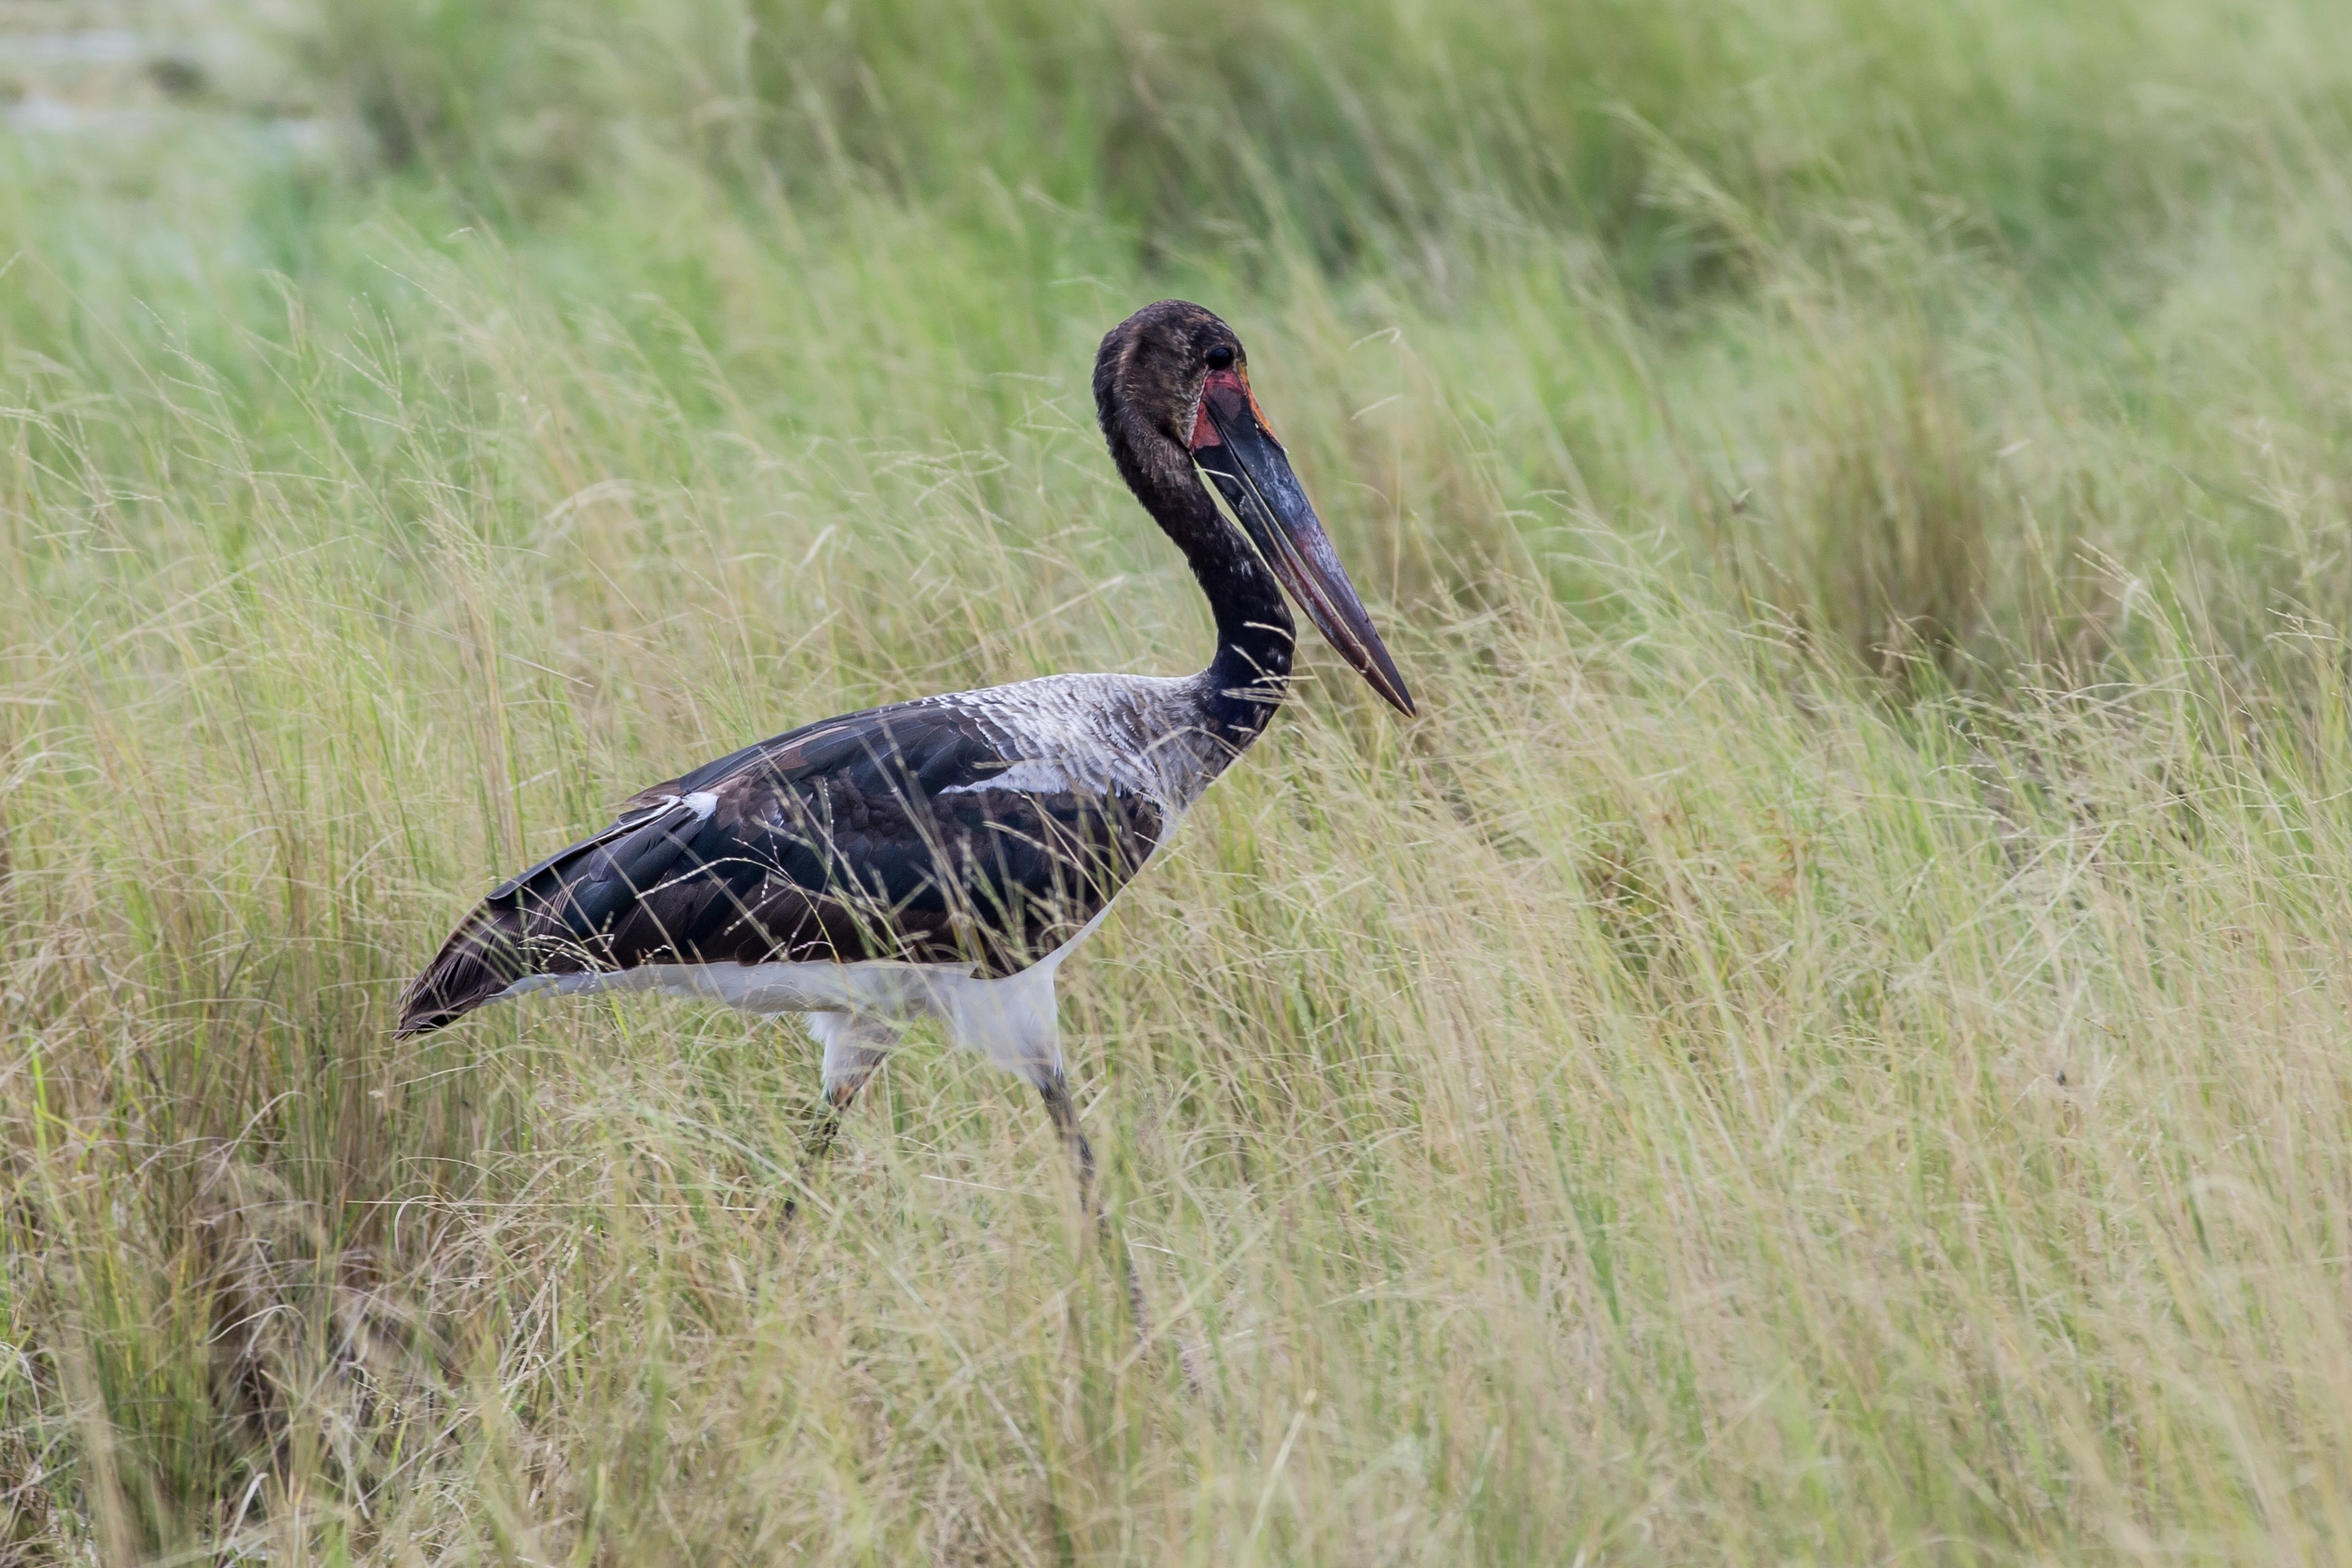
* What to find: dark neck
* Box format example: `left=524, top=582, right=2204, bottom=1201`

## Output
left=1189, top=489, right=1296, bottom=743
left=1109, top=425, right=1295, bottom=746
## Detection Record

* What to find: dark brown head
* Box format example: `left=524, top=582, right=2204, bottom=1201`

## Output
left=1093, top=300, right=1415, bottom=717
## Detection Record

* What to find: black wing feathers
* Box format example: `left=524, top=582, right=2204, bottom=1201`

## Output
left=397, top=701, right=1161, bottom=1036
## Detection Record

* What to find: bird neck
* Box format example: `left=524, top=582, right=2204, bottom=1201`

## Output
left=1189, top=499, right=1296, bottom=745
left=1109, top=426, right=1295, bottom=748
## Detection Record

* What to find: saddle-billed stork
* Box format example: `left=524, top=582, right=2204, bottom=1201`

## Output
left=397, top=300, right=1413, bottom=1213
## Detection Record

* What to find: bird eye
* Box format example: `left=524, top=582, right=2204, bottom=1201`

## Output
left=1205, top=345, right=1235, bottom=371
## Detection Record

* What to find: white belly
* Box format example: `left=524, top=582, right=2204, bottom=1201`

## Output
left=487, top=905, right=1111, bottom=1085
left=497, top=957, right=970, bottom=1015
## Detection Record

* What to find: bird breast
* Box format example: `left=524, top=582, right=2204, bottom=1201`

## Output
left=932, top=673, right=1234, bottom=817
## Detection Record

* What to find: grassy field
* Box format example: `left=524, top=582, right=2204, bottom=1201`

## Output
left=8, top=0, right=2352, bottom=1560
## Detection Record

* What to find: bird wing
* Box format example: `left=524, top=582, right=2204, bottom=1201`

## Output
left=395, top=696, right=1166, bottom=1035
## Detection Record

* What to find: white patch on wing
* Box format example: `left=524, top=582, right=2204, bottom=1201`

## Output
left=681, top=790, right=720, bottom=820
left=939, top=758, right=1073, bottom=796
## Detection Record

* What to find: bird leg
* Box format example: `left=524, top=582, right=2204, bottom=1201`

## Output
left=782, top=1081, right=857, bottom=1223
left=785, top=1011, right=901, bottom=1221
left=1038, top=1070, right=1158, bottom=1354
left=1037, top=1069, right=1097, bottom=1204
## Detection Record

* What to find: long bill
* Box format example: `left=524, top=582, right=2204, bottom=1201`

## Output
left=1190, top=371, right=1417, bottom=717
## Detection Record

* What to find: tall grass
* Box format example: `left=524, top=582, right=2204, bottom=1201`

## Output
left=7, top=0, right=2352, bottom=1560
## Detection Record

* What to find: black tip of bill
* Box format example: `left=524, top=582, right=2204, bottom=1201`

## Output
left=1195, top=379, right=1417, bottom=718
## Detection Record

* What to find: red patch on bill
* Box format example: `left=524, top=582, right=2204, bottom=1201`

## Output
left=1189, top=395, right=1220, bottom=449
left=1192, top=367, right=1279, bottom=450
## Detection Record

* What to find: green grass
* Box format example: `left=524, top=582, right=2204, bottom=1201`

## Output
left=8, top=0, right=2352, bottom=1560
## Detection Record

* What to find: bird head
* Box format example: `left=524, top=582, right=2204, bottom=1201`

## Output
left=1094, top=300, right=1415, bottom=717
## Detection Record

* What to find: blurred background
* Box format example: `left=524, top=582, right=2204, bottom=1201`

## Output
left=8, top=0, right=2352, bottom=1561
left=9, top=0, right=2351, bottom=667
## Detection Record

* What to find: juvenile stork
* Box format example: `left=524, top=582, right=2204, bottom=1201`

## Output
left=397, top=300, right=1413, bottom=1205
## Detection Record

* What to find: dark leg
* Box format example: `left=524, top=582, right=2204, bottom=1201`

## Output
left=784, top=1012, right=898, bottom=1222
left=782, top=1071, right=869, bottom=1221
left=1037, top=1070, right=1097, bottom=1205
left=1039, top=1071, right=1156, bottom=1348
